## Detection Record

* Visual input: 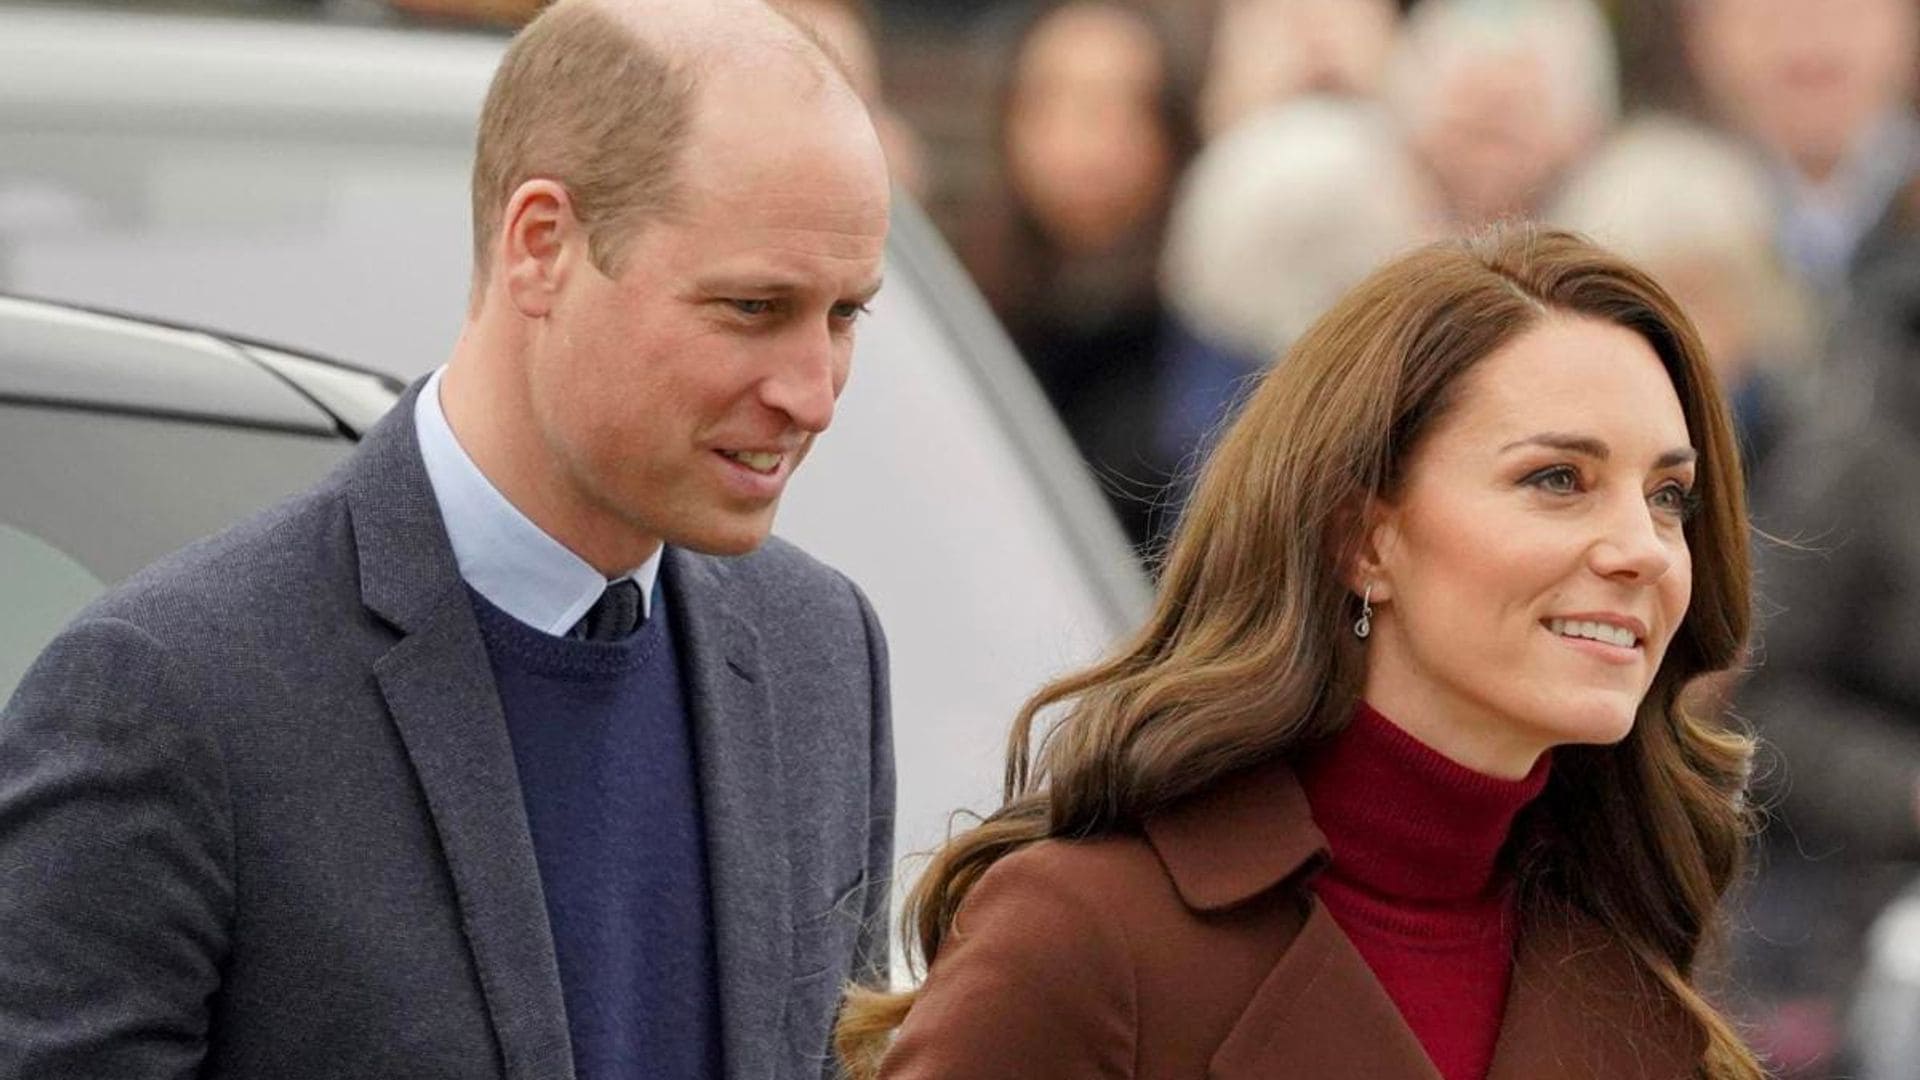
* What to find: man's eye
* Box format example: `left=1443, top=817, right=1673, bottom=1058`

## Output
left=1523, top=465, right=1581, bottom=494
left=830, top=301, right=872, bottom=322
left=729, top=299, right=774, bottom=316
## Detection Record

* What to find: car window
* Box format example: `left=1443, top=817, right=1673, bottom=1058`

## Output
left=0, top=524, right=106, bottom=703
left=0, top=402, right=357, bottom=702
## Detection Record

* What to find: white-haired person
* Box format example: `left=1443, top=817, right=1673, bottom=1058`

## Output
left=1552, top=114, right=1813, bottom=476
left=1389, top=0, right=1620, bottom=228
left=1154, top=96, right=1437, bottom=508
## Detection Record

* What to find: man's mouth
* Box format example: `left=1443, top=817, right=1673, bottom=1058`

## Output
left=719, top=450, right=782, bottom=475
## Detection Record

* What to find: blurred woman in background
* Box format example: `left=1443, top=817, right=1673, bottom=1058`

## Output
left=964, top=0, right=1199, bottom=550
left=840, top=227, right=1767, bottom=1079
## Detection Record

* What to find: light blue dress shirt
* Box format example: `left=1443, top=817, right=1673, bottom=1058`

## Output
left=413, top=367, right=661, bottom=635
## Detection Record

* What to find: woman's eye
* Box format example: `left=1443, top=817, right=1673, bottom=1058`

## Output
left=1650, top=483, right=1701, bottom=520
left=1524, top=465, right=1581, bottom=494
left=729, top=299, right=774, bottom=316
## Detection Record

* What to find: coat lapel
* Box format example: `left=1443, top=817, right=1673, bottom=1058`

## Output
left=348, top=387, right=574, bottom=1080
left=1147, top=758, right=1700, bottom=1080
left=665, top=548, right=790, bottom=1080
left=1146, top=761, right=1441, bottom=1080
left=1208, top=898, right=1443, bottom=1080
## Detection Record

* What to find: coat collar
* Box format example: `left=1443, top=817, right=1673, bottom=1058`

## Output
left=1142, top=757, right=1704, bottom=1079
left=1142, top=757, right=1326, bottom=912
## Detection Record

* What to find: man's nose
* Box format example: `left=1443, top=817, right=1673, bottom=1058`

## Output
left=761, top=327, right=842, bottom=434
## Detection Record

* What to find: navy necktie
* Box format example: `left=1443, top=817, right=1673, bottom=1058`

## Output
left=570, top=579, right=643, bottom=642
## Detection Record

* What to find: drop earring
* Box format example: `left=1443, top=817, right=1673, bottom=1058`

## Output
left=1353, top=584, right=1373, bottom=640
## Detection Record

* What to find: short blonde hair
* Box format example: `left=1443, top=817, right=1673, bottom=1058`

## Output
left=470, top=0, right=696, bottom=285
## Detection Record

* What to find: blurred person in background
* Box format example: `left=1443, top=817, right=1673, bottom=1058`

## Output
left=963, top=0, right=1200, bottom=551
left=839, top=226, right=1767, bottom=1080
left=1389, top=0, right=1619, bottom=229
left=1198, top=0, right=1402, bottom=140
left=1730, top=197, right=1920, bottom=1079
left=1681, top=2, right=1920, bottom=1073
left=1158, top=96, right=1436, bottom=500
left=775, top=0, right=933, bottom=200
left=1683, top=0, right=1920, bottom=303
left=1551, top=115, right=1813, bottom=477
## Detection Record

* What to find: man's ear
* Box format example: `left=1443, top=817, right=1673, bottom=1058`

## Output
left=498, top=179, right=582, bottom=319
left=1339, top=492, right=1397, bottom=604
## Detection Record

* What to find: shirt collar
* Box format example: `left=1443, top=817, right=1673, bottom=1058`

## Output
left=413, top=367, right=661, bottom=635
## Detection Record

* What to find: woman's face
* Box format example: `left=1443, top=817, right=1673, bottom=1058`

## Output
left=1004, top=3, right=1176, bottom=255
left=1359, top=315, right=1697, bottom=778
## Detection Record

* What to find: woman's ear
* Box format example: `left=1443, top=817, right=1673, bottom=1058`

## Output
left=1340, top=493, right=1396, bottom=603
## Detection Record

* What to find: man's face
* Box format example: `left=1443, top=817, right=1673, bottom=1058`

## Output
left=531, top=72, right=889, bottom=559
left=1689, top=0, right=1919, bottom=178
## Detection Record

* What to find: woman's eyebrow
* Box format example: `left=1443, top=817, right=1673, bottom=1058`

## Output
left=1499, top=433, right=1698, bottom=469
left=1499, top=432, right=1609, bottom=458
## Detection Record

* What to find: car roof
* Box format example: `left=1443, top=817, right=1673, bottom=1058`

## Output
left=0, top=4, right=506, bottom=142
left=0, top=293, right=402, bottom=438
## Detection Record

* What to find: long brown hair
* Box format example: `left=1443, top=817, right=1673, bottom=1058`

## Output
left=840, top=226, right=1763, bottom=1078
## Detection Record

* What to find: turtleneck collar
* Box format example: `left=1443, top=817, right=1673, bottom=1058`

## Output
left=1298, top=700, right=1550, bottom=904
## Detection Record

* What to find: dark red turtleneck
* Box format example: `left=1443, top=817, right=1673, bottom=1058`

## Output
left=1297, top=701, right=1550, bottom=1080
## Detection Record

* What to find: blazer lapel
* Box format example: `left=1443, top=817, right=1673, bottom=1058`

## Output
left=349, top=388, right=574, bottom=1080
left=1487, top=906, right=1702, bottom=1080
left=665, top=548, right=790, bottom=1080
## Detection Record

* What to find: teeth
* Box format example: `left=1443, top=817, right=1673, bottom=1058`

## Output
left=723, top=450, right=781, bottom=473
left=1548, top=618, right=1638, bottom=648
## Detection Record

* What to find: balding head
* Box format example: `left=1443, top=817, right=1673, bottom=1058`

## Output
left=469, top=0, right=860, bottom=293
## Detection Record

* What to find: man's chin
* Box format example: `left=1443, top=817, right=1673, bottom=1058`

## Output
left=665, top=515, right=778, bottom=557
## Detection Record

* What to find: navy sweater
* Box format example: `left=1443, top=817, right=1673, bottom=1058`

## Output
left=469, top=586, right=722, bottom=1079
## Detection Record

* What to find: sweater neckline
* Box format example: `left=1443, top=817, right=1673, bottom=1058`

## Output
left=1298, top=701, right=1549, bottom=905
left=466, top=583, right=663, bottom=678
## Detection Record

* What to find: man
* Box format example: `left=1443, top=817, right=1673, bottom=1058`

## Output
left=0, top=1, right=894, bottom=1077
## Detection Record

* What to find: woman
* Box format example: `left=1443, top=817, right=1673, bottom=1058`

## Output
left=840, top=227, right=1765, bottom=1079
left=963, top=0, right=1200, bottom=550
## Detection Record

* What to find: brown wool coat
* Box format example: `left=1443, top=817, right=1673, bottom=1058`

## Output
left=880, top=760, right=1702, bottom=1079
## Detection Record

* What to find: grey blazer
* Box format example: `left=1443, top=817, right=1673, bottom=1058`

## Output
left=0, top=385, right=895, bottom=1080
